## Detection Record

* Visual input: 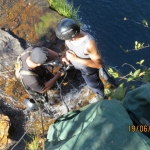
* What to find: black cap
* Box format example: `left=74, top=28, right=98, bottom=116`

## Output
left=30, top=47, right=50, bottom=64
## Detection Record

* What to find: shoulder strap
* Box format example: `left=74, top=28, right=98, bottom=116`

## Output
left=17, top=49, right=38, bottom=76
left=20, top=70, right=38, bottom=76
left=17, top=50, right=32, bottom=62
left=20, top=50, right=32, bottom=57
left=15, top=50, right=38, bottom=77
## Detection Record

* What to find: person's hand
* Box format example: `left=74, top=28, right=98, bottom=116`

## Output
left=66, top=50, right=77, bottom=61
left=58, top=67, right=65, bottom=76
left=61, top=56, right=70, bottom=65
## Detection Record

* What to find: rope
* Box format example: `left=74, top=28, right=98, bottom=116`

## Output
left=10, top=70, right=69, bottom=150
left=10, top=101, right=46, bottom=150
left=10, top=111, right=37, bottom=150
left=36, top=100, right=45, bottom=150
left=56, top=72, right=69, bottom=112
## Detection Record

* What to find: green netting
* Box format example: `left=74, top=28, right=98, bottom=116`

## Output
left=45, top=98, right=150, bottom=150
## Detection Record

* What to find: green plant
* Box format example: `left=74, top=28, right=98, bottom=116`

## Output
left=103, top=17, right=150, bottom=100
left=35, top=12, right=58, bottom=36
left=121, top=61, right=150, bottom=82
left=142, top=19, right=148, bottom=27
left=112, top=83, right=127, bottom=100
left=121, top=18, right=150, bottom=52
left=142, top=69, right=150, bottom=82
left=104, top=83, right=127, bottom=101
left=104, top=58, right=150, bottom=100
left=134, top=41, right=144, bottom=50
left=107, top=67, right=119, bottom=78
left=48, top=0, right=80, bottom=23
left=25, top=133, right=43, bottom=150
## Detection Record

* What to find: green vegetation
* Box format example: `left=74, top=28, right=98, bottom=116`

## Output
left=35, top=0, right=81, bottom=36
left=104, top=18, right=150, bottom=101
left=25, top=133, right=44, bottom=150
left=48, top=0, right=80, bottom=23
left=105, top=58, right=150, bottom=100
left=142, top=19, right=148, bottom=27
left=35, top=12, right=58, bottom=36
left=122, top=18, right=150, bottom=52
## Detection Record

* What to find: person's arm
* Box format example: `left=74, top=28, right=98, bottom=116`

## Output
left=44, top=47, right=59, bottom=60
left=28, top=71, right=64, bottom=94
left=45, top=47, right=70, bottom=65
left=41, top=72, right=63, bottom=93
left=59, top=43, right=70, bottom=65
left=66, top=40, right=103, bottom=69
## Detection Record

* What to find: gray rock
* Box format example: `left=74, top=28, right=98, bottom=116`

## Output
left=0, top=29, right=24, bottom=70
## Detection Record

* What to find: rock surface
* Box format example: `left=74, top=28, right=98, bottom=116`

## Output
left=0, top=29, right=24, bottom=70
left=0, top=114, right=11, bottom=149
left=0, top=0, right=64, bottom=49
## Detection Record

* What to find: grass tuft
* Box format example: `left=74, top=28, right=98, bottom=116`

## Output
left=25, top=132, right=44, bottom=150
left=48, top=0, right=80, bottom=24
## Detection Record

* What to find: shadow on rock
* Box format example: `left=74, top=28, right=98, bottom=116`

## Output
left=33, top=27, right=65, bottom=53
left=1, top=28, right=28, bottom=49
left=0, top=99, right=30, bottom=150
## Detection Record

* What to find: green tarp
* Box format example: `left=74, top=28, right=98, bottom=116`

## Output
left=122, top=83, right=150, bottom=123
left=45, top=91, right=150, bottom=150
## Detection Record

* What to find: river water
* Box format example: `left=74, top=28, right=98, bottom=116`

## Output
left=68, top=0, right=150, bottom=75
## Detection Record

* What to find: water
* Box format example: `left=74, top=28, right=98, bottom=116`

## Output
left=68, top=0, right=150, bottom=74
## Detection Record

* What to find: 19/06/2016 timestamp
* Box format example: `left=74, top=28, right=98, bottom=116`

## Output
left=128, top=125, right=150, bottom=132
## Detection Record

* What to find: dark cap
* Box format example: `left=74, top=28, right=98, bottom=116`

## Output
left=30, top=47, right=50, bottom=64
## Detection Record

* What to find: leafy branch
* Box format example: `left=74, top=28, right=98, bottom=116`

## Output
left=104, top=59, right=150, bottom=100
left=121, top=18, right=150, bottom=52
left=120, top=41, right=150, bottom=53
left=124, top=17, right=149, bottom=28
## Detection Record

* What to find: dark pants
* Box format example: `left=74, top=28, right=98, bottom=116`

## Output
left=26, top=67, right=54, bottom=102
left=81, top=69, right=104, bottom=98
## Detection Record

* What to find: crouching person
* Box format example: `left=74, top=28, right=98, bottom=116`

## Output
left=17, top=46, right=64, bottom=110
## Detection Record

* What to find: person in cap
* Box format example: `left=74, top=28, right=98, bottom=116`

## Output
left=21, top=46, right=64, bottom=95
left=55, top=18, right=104, bottom=99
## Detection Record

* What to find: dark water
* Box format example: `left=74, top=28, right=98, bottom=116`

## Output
left=68, top=0, right=150, bottom=74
